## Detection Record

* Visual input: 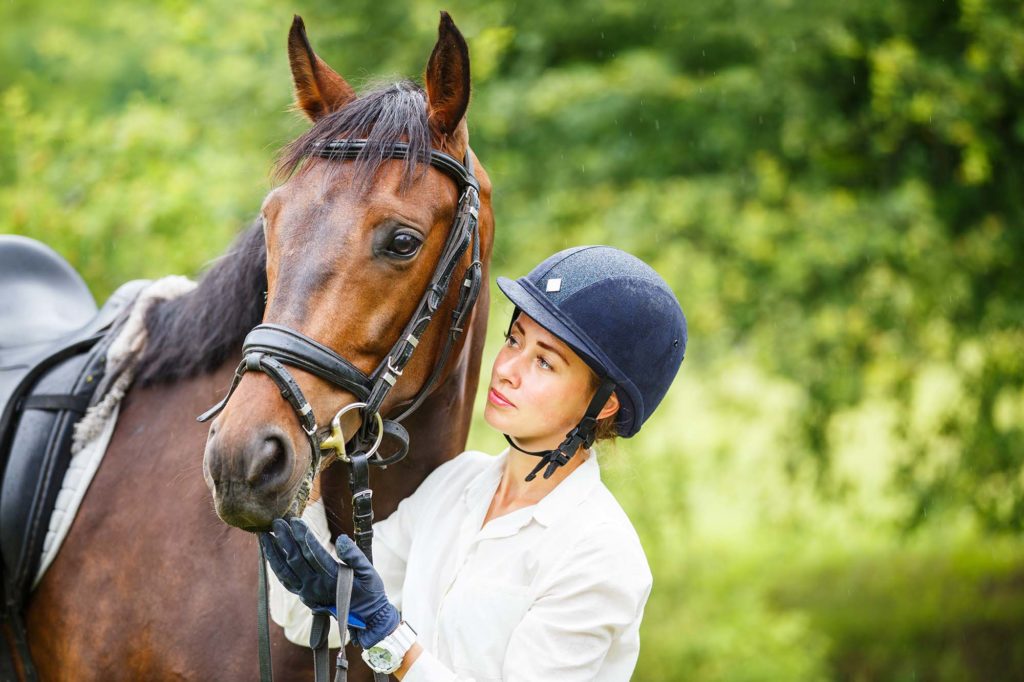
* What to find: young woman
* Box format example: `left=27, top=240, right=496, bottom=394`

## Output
left=260, top=245, right=687, bottom=681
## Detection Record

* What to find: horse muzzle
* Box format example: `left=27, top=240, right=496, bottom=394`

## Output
left=203, top=422, right=300, bottom=531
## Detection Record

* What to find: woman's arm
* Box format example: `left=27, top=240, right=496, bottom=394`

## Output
left=394, top=642, right=422, bottom=678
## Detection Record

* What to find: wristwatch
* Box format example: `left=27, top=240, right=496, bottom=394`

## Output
left=361, top=621, right=417, bottom=675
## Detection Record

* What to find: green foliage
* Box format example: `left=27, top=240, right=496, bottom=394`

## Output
left=3, top=0, right=1024, bottom=679
left=774, top=534, right=1024, bottom=681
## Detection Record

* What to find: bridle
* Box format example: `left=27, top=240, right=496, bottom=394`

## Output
left=197, top=139, right=482, bottom=682
left=200, top=138, right=480, bottom=537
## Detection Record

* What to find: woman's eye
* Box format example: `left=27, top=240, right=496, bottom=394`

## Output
left=538, top=356, right=552, bottom=370
left=386, top=231, right=422, bottom=258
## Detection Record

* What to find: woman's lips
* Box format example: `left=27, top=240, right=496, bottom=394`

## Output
left=488, top=388, right=515, bottom=408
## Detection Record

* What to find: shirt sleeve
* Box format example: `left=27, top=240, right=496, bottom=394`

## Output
left=500, top=528, right=653, bottom=681
left=372, top=493, right=416, bottom=611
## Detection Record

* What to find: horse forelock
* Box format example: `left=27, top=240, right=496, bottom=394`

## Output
left=275, top=80, right=434, bottom=193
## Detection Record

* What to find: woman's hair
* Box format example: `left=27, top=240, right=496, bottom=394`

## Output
left=588, top=370, right=620, bottom=444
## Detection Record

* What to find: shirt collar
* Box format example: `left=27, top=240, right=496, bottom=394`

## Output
left=532, top=447, right=601, bottom=527
left=460, top=451, right=506, bottom=508
left=459, top=447, right=603, bottom=528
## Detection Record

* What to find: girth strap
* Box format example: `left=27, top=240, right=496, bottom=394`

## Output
left=2, top=606, right=38, bottom=682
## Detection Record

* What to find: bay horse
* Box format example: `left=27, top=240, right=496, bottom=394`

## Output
left=24, top=13, right=493, bottom=681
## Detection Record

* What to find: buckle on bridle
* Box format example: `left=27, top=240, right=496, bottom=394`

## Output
left=318, top=401, right=384, bottom=463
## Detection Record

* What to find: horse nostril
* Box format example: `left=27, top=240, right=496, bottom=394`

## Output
left=247, top=434, right=291, bottom=489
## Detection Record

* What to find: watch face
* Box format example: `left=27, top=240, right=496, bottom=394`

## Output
left=367, top=647, right=397, bottom=672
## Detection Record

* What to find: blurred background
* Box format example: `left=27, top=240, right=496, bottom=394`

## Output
left=2, top=0, right=1023, bottom=679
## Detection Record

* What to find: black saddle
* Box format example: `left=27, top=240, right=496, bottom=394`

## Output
left=0, top=235, right=148, bottom=680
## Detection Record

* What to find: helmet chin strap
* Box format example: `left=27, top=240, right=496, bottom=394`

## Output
left=503, top=378, right=617, bottom=482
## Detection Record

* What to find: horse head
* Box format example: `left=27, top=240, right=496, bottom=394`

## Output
left=202, top=13, right=493, bottom=531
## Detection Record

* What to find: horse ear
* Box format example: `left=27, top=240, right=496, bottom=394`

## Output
left=424, top=11, right=470, bottom=141
left=288, top=15, right=356, bottom=122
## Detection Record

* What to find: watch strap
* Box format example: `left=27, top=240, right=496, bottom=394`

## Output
left=381, top=621, right=417, bottom=656
left=362, top=621, right=417, bottom=675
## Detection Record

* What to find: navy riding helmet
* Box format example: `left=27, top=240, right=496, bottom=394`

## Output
left=497, top=245, right=687, bottom=481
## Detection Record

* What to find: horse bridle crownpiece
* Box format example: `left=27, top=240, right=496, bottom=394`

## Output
left=197, top=139, right=482, bottom=682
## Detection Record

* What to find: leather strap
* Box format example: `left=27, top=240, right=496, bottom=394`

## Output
left=257, top=542, right=274, bottom=682
left=333, top=566, right=353, bottom=682
left=312, top=141, right=479, bottom=193
left=19, top=393, right=91, bottom=413
left=244, top=325, right=373, bottom=401
left=348, top=452, right=374, bottom=561
left=3, top=607, right=38, bottom=682
left=310, top=612, right=330, bottom=682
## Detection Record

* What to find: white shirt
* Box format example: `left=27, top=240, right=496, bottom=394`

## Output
left=269, top=448, right=652, bottom=681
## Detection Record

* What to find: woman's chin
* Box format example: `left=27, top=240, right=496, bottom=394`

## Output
left=484, top=407, right=530, bottom=441
left=483, top=404, right=509, bottom=432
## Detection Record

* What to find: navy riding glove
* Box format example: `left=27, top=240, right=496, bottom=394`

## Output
left=258, top=518, right=400, bottom=648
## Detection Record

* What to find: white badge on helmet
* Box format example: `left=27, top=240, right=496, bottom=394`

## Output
left=545, top=278, right=562, bottom=293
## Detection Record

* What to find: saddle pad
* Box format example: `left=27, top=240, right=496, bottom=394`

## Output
left=32, top=403, right=119, bottom=587
left=28, top=275, right=197, bottom=587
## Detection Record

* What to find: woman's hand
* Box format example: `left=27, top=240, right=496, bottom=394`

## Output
left=258, top=518, right=401, bottom=647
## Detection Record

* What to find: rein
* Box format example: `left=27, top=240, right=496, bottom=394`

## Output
left=198, top=139, right=482, bottom=682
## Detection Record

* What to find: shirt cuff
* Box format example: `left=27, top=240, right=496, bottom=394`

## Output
left=403, top=649, right=460, bottom=682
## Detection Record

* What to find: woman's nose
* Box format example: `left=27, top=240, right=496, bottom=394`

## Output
left=493, top=347, right=521, bottom=387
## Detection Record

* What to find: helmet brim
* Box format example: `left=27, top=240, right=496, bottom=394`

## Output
left=496, top=276, right=604, bottom=373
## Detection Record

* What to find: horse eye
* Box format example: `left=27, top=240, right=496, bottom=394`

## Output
left=386, top=231, right=422, bottom=258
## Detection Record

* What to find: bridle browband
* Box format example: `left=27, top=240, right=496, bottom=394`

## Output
left=199, top=138, right=481, bottom=527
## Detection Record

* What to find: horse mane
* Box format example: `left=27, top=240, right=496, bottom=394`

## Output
left=134, top=222, right=267, bottom=387
left=135, top=79, right=432, bottom=386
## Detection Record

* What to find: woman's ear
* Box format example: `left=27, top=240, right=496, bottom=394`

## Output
left=597, top=391, right=620, bottom=421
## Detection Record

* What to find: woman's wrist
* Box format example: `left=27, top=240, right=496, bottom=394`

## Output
left=393, top=641, right=423, bottom=680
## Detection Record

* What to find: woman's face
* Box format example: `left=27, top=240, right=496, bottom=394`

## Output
left=483, top=313, right=598, bottom=449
